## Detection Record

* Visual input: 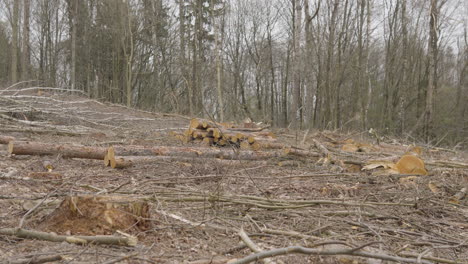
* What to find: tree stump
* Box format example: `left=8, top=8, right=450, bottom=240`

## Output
left=41, top=195, right=150, bottom=235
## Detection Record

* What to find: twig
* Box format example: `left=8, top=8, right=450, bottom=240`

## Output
left=399, top=252, right=465, bottom=264
left=230, top=245, right=432, bottom=264
left=18, top=189, right=57, bottom=228
left=101, top=253, right=139, bottom=264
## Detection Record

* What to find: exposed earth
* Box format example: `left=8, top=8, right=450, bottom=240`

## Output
left=0, top=89, right=467, bottom=264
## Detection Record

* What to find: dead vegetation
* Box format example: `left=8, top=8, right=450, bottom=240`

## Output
left=0, top=89, right=467, bottom=264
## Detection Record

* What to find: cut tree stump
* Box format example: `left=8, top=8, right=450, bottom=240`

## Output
left=8, top=141, right=107, bottom=160
left=41, top=195, right=150, bottom=236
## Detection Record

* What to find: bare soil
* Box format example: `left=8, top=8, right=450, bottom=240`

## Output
left=1, top=90, right=467, bottom=264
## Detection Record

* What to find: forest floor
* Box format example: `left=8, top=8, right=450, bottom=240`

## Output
left=0, top=89, right=467, bottom=264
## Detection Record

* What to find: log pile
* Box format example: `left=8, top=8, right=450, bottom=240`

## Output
left=184, top=118, right=279, bottom=150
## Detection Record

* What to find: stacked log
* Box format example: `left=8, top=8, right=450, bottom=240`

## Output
left=184, top=118, right=278, bottom=150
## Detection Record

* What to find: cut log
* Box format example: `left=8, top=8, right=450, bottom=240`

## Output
left=283, top=147, right=320, bottom=158
left=0, top=135, right=15, bottom=144
left=42, top=195, right=150, bottom=236
left=240, top=141, right=251, bottom=150
left=107, top=145, right=283, bottom=162
left=109, top=155, right=269, bottom=169
left=190, top=118, right=219, bottom=130
left=192, top=129, right=212, bottom=139
left=202, top=137, right=214, bottom=146
left=252, top=141, right=286, bottom=151
left=8, top=141, right=107, bottom=160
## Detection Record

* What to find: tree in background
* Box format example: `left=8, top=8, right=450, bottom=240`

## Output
left=0, top=0, right=466, bottom=147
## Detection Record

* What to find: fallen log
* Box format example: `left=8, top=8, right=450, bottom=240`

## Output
left=107, top=145, right=283, bottom=161
left=0, top=228, right=137, bottom=246
left=109, top=155, right=269, bottom=169
left=283, top=148, right=320, bottom=158
left=0, top=135, right=15, bottom=144
left=8, top=141, right=107, bottom=159
left=6, top=254, right=63, bottom=264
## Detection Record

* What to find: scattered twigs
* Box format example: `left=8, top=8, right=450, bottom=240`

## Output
left=19, top=189, right=56, bottom=228
left=5, top=254, right=63, bottom=264
left=398, top=252, right=464, bottom=264
left=0, top=228, right=137, bottom=246
left=426, top=160, right=468, bottom=169
left=101, top=253, right=139, bottom=264
left=230, top=245, right=432, bottom=264
left=260, top=228, right=321, bottom=241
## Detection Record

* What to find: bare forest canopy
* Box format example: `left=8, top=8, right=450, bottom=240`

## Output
left=0, top=0, right=467, bottom=148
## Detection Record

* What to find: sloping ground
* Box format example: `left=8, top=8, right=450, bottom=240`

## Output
left=0, top=89, right=467, bottom=264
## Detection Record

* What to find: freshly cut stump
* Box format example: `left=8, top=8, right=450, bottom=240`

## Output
left=41, top=195, right=150, bottom=235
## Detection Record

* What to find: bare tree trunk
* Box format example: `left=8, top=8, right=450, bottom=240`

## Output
left=124, top=0, right=134, bottom=107
left=324, top=0, right=339, bottom=128
left=424, top=0, right=439, bottom=142
left=179, top=0, right=193, bottom=115
left=291, top=0, right=302, bottom=130
left=282, top=45, right=291, bottom=126
left=363, top=0, right=372, bottom=130
left=213, top=0, right=224, bottom=122
left=398, top=0, right=408, bottom=134
left=70, top=0, right=77, bottom=91
left=21, top=0, right=31, bottom=80
left=11, top=0, right=20, bottom=84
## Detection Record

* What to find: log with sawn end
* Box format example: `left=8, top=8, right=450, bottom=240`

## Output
left=109, top=155, right=269, bottom=169
left=106, top=145, right=284, bottom=161
left=0, top=135, right=15, bottom=145
left=8, top=141, right=107, bottom=159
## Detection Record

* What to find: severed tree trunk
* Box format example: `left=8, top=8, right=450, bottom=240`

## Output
left=0, top=136, right=15, bottom=145
left=106, top=145, right=285, bottom=161
left=8, top=141, right=107, bottom=159
left=108, top=155, right=268, bottom=169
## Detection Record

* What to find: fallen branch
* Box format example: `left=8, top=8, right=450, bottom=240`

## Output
left=5, top=254, right=63, bottom=264
left=230, top=245, right=432, bottom=264
left=239, top=229, right=273, bottom=264
left=101, top=253, right=139, bottom=264
left=0, top=228, right=137, bottom=246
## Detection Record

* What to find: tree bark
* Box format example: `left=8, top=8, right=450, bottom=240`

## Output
left=8, top=141, right=107, bottom=160
left=11, top=0, right=20, bottom=84
left=0, top=136, right=15, bottom=145
left=291, top=0, right=303, bottom=130
left=21, top=0, right=31, bottom=80
left=107, top=145, right=284, bottom=161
